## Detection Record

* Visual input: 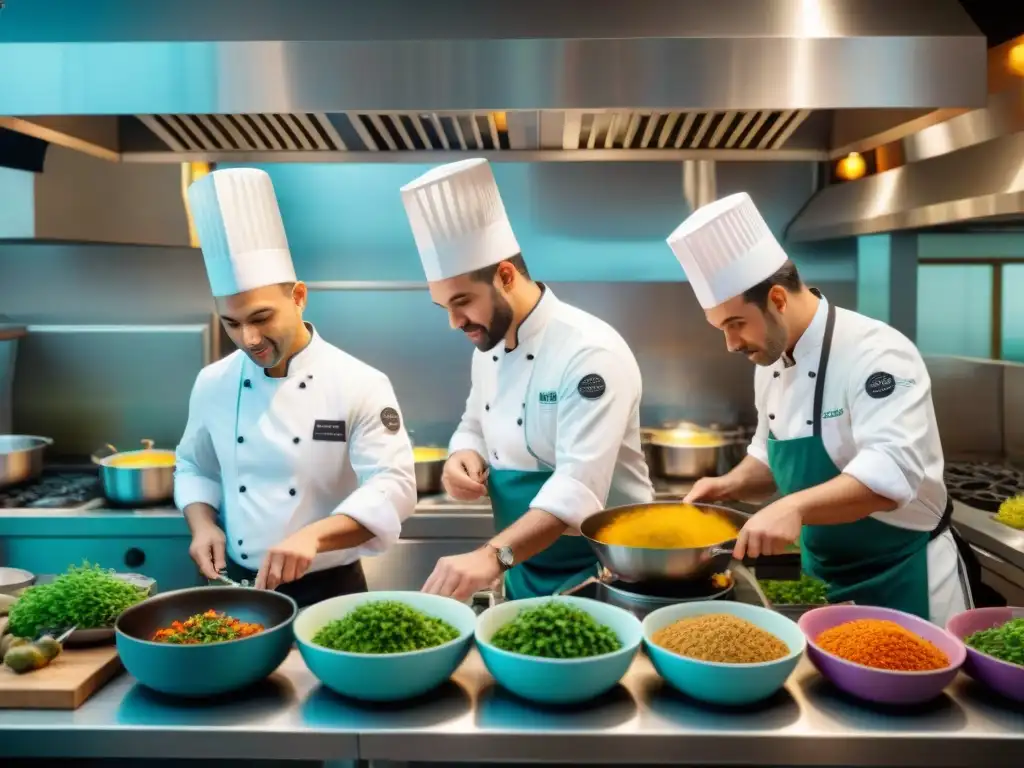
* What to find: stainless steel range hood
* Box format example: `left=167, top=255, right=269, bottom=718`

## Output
left=0, top=0, right=987, bottom=163
left=787, top=68, right=1024, bottom=241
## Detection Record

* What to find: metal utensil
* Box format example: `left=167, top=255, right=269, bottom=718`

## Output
left=0, top=435, right=53, bottom=489
left=579, top=501, right=749, bottom=582
left=91, top=439, right=175, bottom=506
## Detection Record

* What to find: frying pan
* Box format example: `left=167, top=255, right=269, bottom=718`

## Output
left=579, top=501, right=750, bottom=584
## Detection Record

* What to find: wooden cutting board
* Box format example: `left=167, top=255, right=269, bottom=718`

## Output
left=0, top=645, right=123, bottom=709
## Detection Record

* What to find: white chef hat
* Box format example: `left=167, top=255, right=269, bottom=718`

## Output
left=400, top=158, right=520, bottom=281
left=666, top=192, right=788, bottom=309
left=186, top=168, right=297, bottom=297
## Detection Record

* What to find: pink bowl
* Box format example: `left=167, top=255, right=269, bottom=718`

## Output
left=946, top=606, right=1024, bottom=703
left=798, top=605, right=965, bottom=705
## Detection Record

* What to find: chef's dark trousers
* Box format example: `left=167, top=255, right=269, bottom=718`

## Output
left=223, top=559, right=368, bottom=608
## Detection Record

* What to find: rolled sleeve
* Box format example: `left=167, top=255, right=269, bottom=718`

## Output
left=842, top=340, right=934, bottom=508
left=333, top=375, right=417, bottom=556
left=530, top=347, right=639, bottom=530
left=173, top=373, right=223, bottom=511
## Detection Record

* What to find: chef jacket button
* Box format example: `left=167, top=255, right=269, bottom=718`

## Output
left=237, top=539, right=243, bottom=546
left=307, top=374, right=313, bottom=379
left=239, top=485, right=246, bottom=493
left=243, top=379, right=252, bottom=388
left=237, top=436, right=245, bottom=443
left=806, top=420, right=813, bottom=426
left=773, top=371, right=780, bottom=378
left=527, top=354, right=535, bottom=361
left=293, top=437, right=300, bottom=444
left=808, top=371, right=817, bottom=378
left=299, top=382, right=307, bottom=389
left=240, top=553, right=248, bottom=560
left=517, top=418, right=523, bottom=426
left=492, top=355, right=498, bottom=362
left=289, top=488, right=297, bottom=497
left=493, top=451, right=499, bottom=460
left=769, top=414, right=775, bottom=420
left=485, top=404, right=490, bottom=411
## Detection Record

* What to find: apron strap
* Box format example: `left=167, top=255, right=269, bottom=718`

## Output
left=811, top=302, right=837, bottom=438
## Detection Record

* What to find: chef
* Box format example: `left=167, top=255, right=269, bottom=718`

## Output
left=175, top=167, right=417, bottom=607
left=400, top=158, right=655, bottom=602
left=668, top=192, right=981, bottom=626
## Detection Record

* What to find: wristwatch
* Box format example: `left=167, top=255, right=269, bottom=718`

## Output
left=492, top=544, right=515, bottom=572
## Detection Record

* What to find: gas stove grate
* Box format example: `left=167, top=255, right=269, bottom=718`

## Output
left=944, top=461, right=1024, bottom=513
left=0, top=472, right=103, bottom=509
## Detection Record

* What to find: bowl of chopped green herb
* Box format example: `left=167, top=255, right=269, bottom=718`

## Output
left=947, top=607, right=1024, bottom=702
left=475, top=596, right=642, bottom=705
left=294, top=591, right=476, bottom=702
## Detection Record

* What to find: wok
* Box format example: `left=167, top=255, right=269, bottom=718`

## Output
left=115, top=586, right=297, bottom=697
left=579, top=501, right=751, bottom=583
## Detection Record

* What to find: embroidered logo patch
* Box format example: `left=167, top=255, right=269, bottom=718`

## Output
left=380, top=407, right=401, bottom=433
left=539, top=390, right=558, bottom=405
left=822, top=408, right=845, bottom=420
left=865, top=371, right=896, bottom=399
left=577, top=373, right=606, bottom=400
left=312, top=420, right=346, bottom=442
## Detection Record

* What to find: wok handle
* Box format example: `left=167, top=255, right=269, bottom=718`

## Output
left=560, top=575, right=600, bottom=596
left=708, top=544, right=735, bottom=559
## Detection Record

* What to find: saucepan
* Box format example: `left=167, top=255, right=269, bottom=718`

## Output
left=91, top=439, right=175, bottom=506
left=579, top=501, right=751, bottom=584
left=412, top=445, right=448, bottom=495
left=0, top=435, right=53, bottom=489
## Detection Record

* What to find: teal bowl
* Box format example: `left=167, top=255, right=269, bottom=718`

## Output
left=643, top=601, right=805, bottom=706
left=475, top=596, right=643, bottom=705
left=294, top=591, right=476, bottom=702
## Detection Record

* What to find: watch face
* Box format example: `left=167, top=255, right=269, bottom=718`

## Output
left=497, top=546, right=514, bottom=569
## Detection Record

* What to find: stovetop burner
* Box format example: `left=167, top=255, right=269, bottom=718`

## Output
left=0, top=471, right=103, bottom=509
left=944, top=461, right=1024, bottom=512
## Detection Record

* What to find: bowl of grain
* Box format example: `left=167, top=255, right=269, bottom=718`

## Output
left=642, top=601, right=805, bottom=706
left=799, top=604, right=965, bottom=705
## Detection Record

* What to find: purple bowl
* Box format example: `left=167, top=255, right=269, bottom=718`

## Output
left=946, top=606, right=1024, bottom=703
left=798, top=605, right=965, bottom=705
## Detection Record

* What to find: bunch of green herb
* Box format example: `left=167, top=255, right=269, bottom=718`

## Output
left=759, top=573, right=829, bottom=606
left=312, top=601, right=460, bottom=654
left=7, top=562, right=148, bottom=638
left=489, top=601, right=622, bottom=659
left=965, top=617, right=1024, bottom=667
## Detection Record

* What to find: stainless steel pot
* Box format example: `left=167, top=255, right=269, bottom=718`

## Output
left=641, top=421, right=749, bottom=480
left=415, top=457, right=445, bottom=494
left=91, top=439, right=175, bottom=506
left=0, top=435, right=53, bottom=488
left=579, top=501, right=750, bottom=582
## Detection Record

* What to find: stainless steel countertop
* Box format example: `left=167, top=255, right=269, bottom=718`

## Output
left=0, top=649, right=1021, bottom=765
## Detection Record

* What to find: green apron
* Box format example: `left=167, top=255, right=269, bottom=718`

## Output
left=488, top=468, right=599, bottom=600
left=765, top=299, right=954, bottom=620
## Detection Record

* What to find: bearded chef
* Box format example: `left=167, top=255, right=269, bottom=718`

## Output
left=667, top=192, right=986, bottom=625
left=175, top=167, right=417, bottom=607
left=400, top=159, right=655, bottom=601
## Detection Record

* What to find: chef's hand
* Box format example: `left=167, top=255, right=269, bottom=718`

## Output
left=442, top=450, right=489, bottom=501
left=256, top=529, right=320, bottom=590
left=188, top=523, right=227, bottom=580
left=422, top=547, right=502, bottom=602
left=733, top=497, right=803, bottom=560
left=684, top=476, right=736, bottom=504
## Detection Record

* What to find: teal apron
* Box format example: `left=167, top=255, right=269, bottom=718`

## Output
left=765, top=298, right=968, bottom=620
left=488, top=468, right=599, bottom=600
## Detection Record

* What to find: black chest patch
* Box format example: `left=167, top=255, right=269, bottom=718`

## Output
left=577, top=373, right=606, bottom=400
left=312, top=420, right=347, bottom=442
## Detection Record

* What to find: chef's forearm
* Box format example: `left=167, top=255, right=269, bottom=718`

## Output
left=792, top=473, right=897, bottom=525
left=183, top=502, right=220, bottom=533
left=724, top=456, right=778, bottom=499
left=489, top=508, right=569, bottom=564
left=303, top=515, right=376, bottom=553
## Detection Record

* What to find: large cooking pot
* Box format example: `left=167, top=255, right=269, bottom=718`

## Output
left=91, top=439, right=175, bottom=506
left=579, top=501, right=750, bottom=582
left=0, top=435, right=53, bottom=489
left=413, top=445, right=447, bottom=494
left=641, top=421, right=749, bottom=480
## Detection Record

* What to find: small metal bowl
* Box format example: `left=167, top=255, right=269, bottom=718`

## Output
left=0, top=567, right=35, bottom=595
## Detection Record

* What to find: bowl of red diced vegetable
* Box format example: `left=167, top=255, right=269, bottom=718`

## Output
left=115, top=586, right=298, bottom=697
left=946, top=606, right=1024, bottom=703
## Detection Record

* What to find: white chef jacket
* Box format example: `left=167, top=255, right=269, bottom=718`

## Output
left=174, top=324, right=417, bottom=573
left=746, top=296, right=969, bottom=625
left=448, top=286, right=655, bottom=530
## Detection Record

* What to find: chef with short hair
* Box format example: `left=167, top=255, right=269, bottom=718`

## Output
left=175, top=167, right=417, bottom=607
left=668, top=192, right=983, bottom=626
left=399, top=159, right=655, bottom=602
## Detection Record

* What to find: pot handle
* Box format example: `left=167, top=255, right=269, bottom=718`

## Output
left=90, top=444, right=119, bottom=464
left=140, top=438, right=155, bottom=450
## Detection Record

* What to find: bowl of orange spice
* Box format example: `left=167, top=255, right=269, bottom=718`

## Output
left=798, top=605, right=966, bottom=704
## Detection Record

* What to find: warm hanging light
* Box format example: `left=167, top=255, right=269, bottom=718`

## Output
left=181, top=162, right=212, bottom=247
left=836, top=152, right=866, bottom=181
left=1009, top=42, right=1024, bottom=77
